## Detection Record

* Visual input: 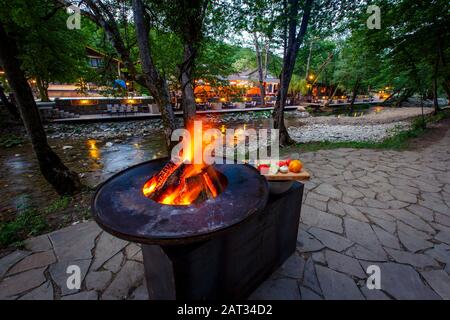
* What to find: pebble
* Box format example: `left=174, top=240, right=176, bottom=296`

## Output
left=45, top=108, right=426, bottom=143
left=289, top=122, right=411, bottom=143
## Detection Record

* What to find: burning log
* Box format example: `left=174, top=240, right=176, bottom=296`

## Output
left=149, top=162, right=187, bottom=202
left=143, top=160, right=225, bottom=205
left=203, top=166, right=224, bottom=196
left=175, top=175, right=208, bottom=205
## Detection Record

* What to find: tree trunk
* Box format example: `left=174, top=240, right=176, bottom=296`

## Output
left=419, top=93, right=426, bottom=129
left=442, top=81, right=450, bottom=101
left=82, top=0, right=140, bottom=83
left=263, top=40, right=270, bottom=80
left=305, top=39, right=313, bottom=78
left=0, top=22, right=82, bottom=195
left=432, top=79, right=439, bottom=114
left=273, top=0, right=313, bottom=146
left=179, top=43, right=197, bottom=127
left=66, top=0, right=177, bottom=150
left=325, top=85, right=339, bottom=107
left=381, top=89, right=400, bottom=106
left=393, top=88, right=413, bottom=107
left=0, top=83, right=20, bottom=121
left=36, top=76, right=50, bottom=102
left=436, top=33, right=450, bottom=101
left=349, top=78, right=361, bottom=110
left=132, top=0, right=176, bottom=149
left=432, top=53, right=440, bottom=114
left=176, top=0, right=208, bottom=128
left=253, top=32, right=266, bottom=107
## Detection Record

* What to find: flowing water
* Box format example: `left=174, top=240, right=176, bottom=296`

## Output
left=0, top=107, right=384, bottom=212
left=1, top=123, right=263, bottom=211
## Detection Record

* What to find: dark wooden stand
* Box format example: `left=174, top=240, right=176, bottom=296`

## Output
left=142, top=182, right=304, bottom=300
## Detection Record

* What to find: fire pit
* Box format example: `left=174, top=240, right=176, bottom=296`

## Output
left=92, top=158, right=304, bottom=299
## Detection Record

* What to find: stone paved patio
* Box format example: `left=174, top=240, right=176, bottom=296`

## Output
left=1, top=126, right=450, bottom=300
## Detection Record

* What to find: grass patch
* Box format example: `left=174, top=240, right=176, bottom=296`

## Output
left=43, top=196, right=71, bottom=214
left=297, top=130, right=420, bottom=152
left=294, top=110, right=450, bottom=152
left=0, top=207, right=48, bottom=247
left=0, top=134, right=24, bottom=148
left=0, top=195, right=73, bottom=248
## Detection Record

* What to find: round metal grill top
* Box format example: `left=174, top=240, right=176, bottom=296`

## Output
left=92, top=158, right=269, bottom=245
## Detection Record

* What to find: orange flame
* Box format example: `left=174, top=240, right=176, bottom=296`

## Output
left=142, top=118, right=224, bottom=205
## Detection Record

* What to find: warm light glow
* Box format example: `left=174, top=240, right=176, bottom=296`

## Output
left=202, top=174, right=218, bottom=198
left=80, top=99, right=90, bottom=105
left=220, top=97, right=226, bottom=102
left=195, top=98, right=202, bottom=103
left=87, top=139, right=100, bottom=160
left=0, top=71, right=5, bottom=75
left=142, top=179, right=157, bottom=196
left=31, top=79, right=37, bottom=84
left=308, top=74, right=315, bottom=80
left=142, top=119, right=223, bottom=206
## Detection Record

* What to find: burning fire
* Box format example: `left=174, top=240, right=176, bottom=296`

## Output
left=142, top=121, right=225, bottom=205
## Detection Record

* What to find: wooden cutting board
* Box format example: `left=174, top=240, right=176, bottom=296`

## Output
left=262, top=170, right=310, bottom=181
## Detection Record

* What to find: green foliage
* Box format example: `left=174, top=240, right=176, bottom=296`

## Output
left=289, top=76, right=308, bottom=95
left=0, top=134, right=24, bottom=148
left=0, top=206, right=48, bottom=247
left=149, top=29, right=183, bottom=80
left=296, top=129, right=420, bottom=152
left=412, top=109, right=450, bottom=130
left=295, top=38, right=338, bottom=84
left=196, top=39, right=242, bottom=81
left=342, top=0, right=449, bottom=96
left=44, top=196, right=71, bottom=214
left=0, top=194, right=79, bottom=247
left=0, top=0, right=89, bottom=98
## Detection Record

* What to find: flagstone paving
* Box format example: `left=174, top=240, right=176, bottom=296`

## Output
left=1, top=125, right=450, bottom=300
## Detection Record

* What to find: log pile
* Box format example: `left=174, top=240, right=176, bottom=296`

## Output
left=143, top=160, right=224, bottom=205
